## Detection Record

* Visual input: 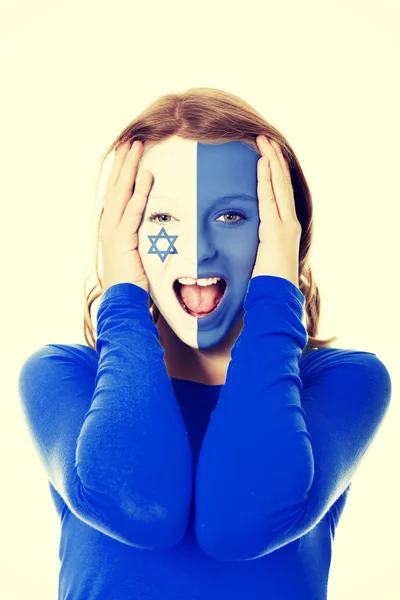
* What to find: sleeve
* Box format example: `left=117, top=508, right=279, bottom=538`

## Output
left=194, top=275, right=392, bottom=561
left=18, top=283, right=193, bottom=550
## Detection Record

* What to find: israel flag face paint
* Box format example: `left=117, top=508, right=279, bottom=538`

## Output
left=137, top=136, right=260, bottom=350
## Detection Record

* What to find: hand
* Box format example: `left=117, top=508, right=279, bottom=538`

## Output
left=251, top=135, right=301, bottom=289
left=100, top=140, right=153, bottom=294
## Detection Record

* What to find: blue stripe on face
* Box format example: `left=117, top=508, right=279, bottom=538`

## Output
left=137, top=137, right=260, bottom=350
left=196, top=141, right=260, bottom=349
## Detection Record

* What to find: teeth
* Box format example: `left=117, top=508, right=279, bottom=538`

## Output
left=178, top=277, right=221, bottom=287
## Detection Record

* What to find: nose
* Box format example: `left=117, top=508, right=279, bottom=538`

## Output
left=196, top=232, right=218, bottom=263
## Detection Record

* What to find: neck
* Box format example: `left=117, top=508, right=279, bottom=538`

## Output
left=156, top=312, right=244, bottom=386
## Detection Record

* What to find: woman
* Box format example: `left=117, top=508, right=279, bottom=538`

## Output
left=18, top=87, right=392, bottom=600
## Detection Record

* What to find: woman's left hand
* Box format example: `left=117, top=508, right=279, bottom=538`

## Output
left=251, top=135, right=302, bottom=289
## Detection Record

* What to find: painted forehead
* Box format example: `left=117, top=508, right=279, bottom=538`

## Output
left=138, top=135, right=261, bottom=203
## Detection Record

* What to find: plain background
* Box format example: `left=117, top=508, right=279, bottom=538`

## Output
left=1, top=0, right=398, bottom=598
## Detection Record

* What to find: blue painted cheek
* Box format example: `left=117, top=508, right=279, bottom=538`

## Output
left=222, top=220, right=259, bottom=270
left=196, top=140, right=261, bottom=282
left=195, top=142, right=261, bottom=348
left=196, top=219, right=259, bottom=275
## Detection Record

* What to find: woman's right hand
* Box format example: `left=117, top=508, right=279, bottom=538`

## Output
left=100, top=140, right=153, bottom=294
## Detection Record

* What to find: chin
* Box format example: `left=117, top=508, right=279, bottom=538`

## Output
left=172, top=328, right=212, bottom=350
left=181, top=329, right=231, bottom=351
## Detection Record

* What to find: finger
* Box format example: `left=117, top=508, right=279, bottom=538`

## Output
left=117, top=140, right=144, bottom=192
left=106, top=141, right=132, bottom=188
left=268, top=139, right=297, bottom=222
left=257, top=136, right=295, bottom=223
left=257, top=156, right=282, bottom=224
left=103, top=141, right=144, bottom=228
left=120, top=170, right=153, bottom=236
left=269, top=139, right=290, bottom=173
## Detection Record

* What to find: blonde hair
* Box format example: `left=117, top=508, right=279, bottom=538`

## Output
left=83, top=87, right=337, bottom=351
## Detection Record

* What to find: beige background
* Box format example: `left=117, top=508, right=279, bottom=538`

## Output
left=1, top=0, right=398, bottom=598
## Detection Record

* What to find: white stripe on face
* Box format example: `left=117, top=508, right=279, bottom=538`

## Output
left=138, top=137, right=198, bottom=348
left=137, top=135, right=260, bottom=350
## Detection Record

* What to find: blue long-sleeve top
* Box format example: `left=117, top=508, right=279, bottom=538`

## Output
left=18, top=276, right=392, bottom=600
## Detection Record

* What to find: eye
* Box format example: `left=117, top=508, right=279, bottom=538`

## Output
left=215, top=211, right=246, bottom=224
left=147, top=211, right=247, bottom=224
left=147, top=211, right=176, bottom=223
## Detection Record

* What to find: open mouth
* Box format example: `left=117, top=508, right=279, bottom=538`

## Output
left=173, top=279, right=228, bottom=319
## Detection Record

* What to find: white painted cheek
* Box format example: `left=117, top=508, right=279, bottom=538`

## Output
left=136, top=156, right=163, bottom=289
left=137, top=221, right=159, bottom=288
left=131, top=137, right=199, bottom=349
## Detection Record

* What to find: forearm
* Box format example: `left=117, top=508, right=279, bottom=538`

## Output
left=75, top=283, right=193, bottom=548
left=195, top=276, right=313, bottom=560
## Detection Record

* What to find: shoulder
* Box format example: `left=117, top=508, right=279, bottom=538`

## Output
left=18, top=343, right=100, bottom=414
left=300, top=345, right=390, bottom=373
left=19, top=343, right=99, bottom=378
left=299, top=346, right=392, bottom=409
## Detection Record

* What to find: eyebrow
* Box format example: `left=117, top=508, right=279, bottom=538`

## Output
left=216, top=193, right=257, bottom=203
left=149, top=193, right=257, bottom=203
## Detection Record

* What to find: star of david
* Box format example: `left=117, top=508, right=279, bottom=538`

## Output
left=147, top=227, right=178, bottom=263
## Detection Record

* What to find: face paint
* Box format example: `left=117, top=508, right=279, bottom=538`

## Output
left=137, top=135, right=260, bottom=350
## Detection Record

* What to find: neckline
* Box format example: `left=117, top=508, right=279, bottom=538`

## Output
left=170, top=376, right=223, bottom=387
left=169, top=348, right=318, bottom=387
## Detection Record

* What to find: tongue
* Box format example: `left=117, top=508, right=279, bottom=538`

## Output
left=180, top=283, right=222, bottom=314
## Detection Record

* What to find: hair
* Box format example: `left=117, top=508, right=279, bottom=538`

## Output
left=83, top=87, right=338, bottom=351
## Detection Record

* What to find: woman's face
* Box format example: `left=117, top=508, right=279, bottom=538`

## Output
left=137, top=135, right=261, bottom=350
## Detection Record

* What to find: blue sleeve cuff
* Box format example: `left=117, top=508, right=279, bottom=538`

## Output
left=99, top=282, right=150, bottom=309
left=245, top=275, right=306, bottom=313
